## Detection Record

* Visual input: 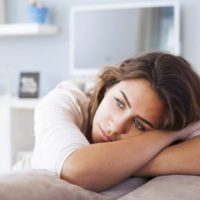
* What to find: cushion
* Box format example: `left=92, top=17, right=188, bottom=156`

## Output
left=0, top=170, right=111, bottom=200
left=1, top=170, right=199, bottom=200
left=101, top=177, right=148, bottom=199
left=119, top=175, right=200, bottom=200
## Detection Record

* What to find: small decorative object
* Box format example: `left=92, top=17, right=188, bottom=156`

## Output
left=19, top=72, right=40, bottom=98
left=27, top=0, right=48, bottom=24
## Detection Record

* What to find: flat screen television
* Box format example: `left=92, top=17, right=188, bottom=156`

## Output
left=69, top=1, right=180, bottom=76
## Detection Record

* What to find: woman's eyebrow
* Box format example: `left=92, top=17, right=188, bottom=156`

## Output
left=119, top=90, right=131, bottom=108
left=136, top=116, right=154, bottom=128
left=119, top=90, right=154, bottom=128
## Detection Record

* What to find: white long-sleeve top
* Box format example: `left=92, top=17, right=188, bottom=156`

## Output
left=14, top=81, right=90, bottom=177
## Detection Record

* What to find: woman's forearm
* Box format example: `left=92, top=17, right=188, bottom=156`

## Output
left=134, top=136, right=200, bottom=177
left=61, top=130, right=177, bottom=192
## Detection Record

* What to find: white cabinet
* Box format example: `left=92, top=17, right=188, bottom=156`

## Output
left=0, top=23, right=59, bottom=36
left=0, top=95, right=39, bottom=174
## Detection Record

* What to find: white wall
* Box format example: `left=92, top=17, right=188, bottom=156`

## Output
left=0, top=0, right=200, bottom=96
left=179, top=0, right=200, bottom=73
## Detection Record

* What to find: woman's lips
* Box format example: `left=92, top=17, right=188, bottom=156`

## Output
left=99, top=125, right=113, bottom=142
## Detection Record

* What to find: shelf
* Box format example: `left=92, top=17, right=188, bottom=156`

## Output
left=10, top=97, right=40, bottom=109
left=0, top=23, right=59, bottom=36
left=0, top=95, right=40, bottom=109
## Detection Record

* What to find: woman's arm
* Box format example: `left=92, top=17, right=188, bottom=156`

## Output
left=134, top=121, right=200, bottom=177
left=134, top=135, right=200, bottom=177
left=61, top=130, right=180, bottom=192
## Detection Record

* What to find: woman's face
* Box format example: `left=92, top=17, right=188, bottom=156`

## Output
left=92, top=79, right=164, bottom=143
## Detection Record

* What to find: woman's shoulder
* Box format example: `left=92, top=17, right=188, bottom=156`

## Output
left=44, top=80, right=90, bottom=106
left=56, top=81, right=87, bottom=98
left=36, top=81, right=90, bottom=116
left=35, top=81, right=90, bottom=132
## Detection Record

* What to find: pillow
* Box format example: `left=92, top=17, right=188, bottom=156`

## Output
left=100, top=177, right=148, bottom=199
left=119, top=175, right=200, bottom=200
left=0, top=170, right=112, bottom=200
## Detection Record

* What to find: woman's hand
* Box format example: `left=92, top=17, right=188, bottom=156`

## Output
left=175, top=120, right=200, bottom=141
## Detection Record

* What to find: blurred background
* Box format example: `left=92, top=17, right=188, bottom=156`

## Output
left=0, top=0, right=200, bottom=174
left=0, top=0, right=200, bottom=97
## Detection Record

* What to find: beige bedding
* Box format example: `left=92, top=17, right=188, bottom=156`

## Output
left=0, top=170, right=199, bottom=200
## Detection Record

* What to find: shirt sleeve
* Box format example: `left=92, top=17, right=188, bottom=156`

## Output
left=31, top=82, right=90, bottom=177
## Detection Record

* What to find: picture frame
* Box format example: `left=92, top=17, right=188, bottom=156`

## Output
left=19, top=72, right=40, bottom=98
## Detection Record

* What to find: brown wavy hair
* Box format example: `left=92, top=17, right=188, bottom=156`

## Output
left=86, top=52, right=200, bottom=141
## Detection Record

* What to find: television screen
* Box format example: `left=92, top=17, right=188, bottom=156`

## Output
left=69, top=2, right=180, bottom=76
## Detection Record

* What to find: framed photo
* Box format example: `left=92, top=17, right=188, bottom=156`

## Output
left=19, top=72, right=40, bottom=98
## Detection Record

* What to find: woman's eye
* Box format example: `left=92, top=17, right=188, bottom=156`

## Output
left=133, top=119, right=146, bottom=131
left=114, top=97, right=125, bottom=109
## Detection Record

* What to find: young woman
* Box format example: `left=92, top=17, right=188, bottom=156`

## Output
left=14, top=52, right=200, bottom=192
